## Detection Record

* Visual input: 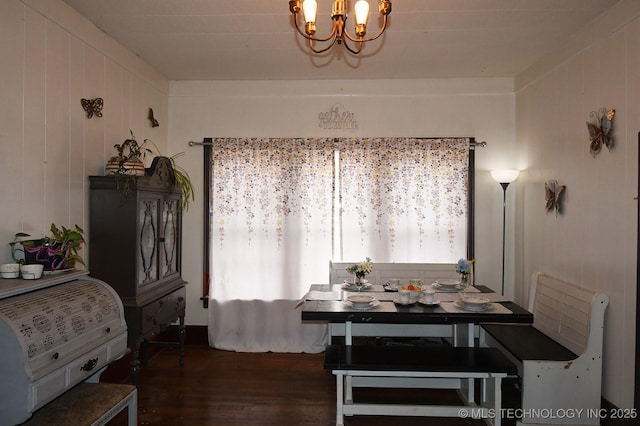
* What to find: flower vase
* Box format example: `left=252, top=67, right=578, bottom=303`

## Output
left=459, top=273, right=469, bottom=290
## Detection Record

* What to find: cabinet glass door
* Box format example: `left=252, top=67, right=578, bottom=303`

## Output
left=138, top=198, right=159, bottom=284
left=160, top=197, right=179, bottom=278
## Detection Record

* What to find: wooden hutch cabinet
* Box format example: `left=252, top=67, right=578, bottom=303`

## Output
left=89, top=159, right=186, bottom=384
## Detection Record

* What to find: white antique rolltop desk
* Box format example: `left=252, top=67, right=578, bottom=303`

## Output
left=0, top=271, right=127, bottom=425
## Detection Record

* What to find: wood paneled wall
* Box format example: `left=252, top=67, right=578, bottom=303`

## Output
left=0, top=0, right=169, bottom=258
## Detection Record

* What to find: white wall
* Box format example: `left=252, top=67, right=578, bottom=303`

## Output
left=515, top=1, right=640, bottom=409
left=168, top=78, right=518, bottom=326
left=4, top=0, right=634, bottom=411
left=0, top=0, right=169, bottom=261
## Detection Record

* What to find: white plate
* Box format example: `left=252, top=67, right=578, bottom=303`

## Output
left=43, top=268, right=74, bottom=276
left=417, top=299, right=440, bottom=306
left=436, top=279, right=461, bottom=286
left=392, top=297, right=416, bottom=306
left=454, top=300, right=492, bottom=312
left=342, top=278, right=369, bottom=285
left=431, top=283, right=463, bottom=292
left=345, top=300, right=380, bottom=310
left=342, top=283, right=372, bottom=291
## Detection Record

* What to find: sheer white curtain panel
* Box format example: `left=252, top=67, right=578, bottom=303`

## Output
left=208, top=138, right=334, bottom=352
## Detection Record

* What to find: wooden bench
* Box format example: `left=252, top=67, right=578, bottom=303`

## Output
left=324, top=343, right=517, bottom=426
left=23, top=382, right=137, bottom=425
left=480, top=272, right=609, bottom=425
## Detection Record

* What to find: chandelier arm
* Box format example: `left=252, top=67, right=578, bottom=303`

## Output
left=342, top=39, right=364, bottom=54
left=309, top=36, right=339, bottom=54
left=292, top=10, right=339, bottom=42
left=342, top=15, right=389, bottom=43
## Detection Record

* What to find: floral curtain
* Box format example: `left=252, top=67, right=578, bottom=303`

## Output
left=208, top=138, right=334, bottom=352
left=337, top=138, right=469, bottom=262
left=207, top=137, right=470, bottom=352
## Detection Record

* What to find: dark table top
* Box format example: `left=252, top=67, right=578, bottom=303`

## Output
left=300, top=284, right=533, bottom=325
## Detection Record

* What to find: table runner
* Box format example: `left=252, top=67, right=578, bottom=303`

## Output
left=299, top=286, right=513, bottom=306
left=303, top=290, right=342, bottom=301
left=312, top=300, right=398, bottom=312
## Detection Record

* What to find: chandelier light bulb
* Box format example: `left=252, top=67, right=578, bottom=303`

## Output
left=289, top=0, right=391, bottom=54
left=302, top=0, right=318, bottom=23
left=354, top=0, right=370, bottom=25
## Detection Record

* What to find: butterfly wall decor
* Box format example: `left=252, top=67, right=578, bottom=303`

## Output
left=148, top=108, right=159, bottom=127
left=80, top=97, right=103, bottom=119
left=545, top=180, right=566, bottom=216
left=586, top=107, right=614, bottom=157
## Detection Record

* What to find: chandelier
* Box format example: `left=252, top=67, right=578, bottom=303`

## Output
left=289, top=0, right=392, bottom=54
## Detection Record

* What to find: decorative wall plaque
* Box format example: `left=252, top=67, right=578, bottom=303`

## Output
left=318, top=103, right=358, bottom=130
left=80, top=98, right=103, bottom=119
left=148, top=108, right=159, bottom=127
left=545, top=179, right=566, bottom=216
left=587, top=107, right=614, bottom=157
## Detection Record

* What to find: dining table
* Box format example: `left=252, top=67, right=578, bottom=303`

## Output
left=299, top=282, right=533, bottom=347
left=298, top=280, right=533, bottom=423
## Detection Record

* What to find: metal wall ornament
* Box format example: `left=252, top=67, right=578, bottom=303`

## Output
left=80, top=98, right=103, bottom=119
left=148, top=108, right=159, bottom=127
left=587, top=107, right=615, bottom=157
left=545, top=180, right=566, bottom=216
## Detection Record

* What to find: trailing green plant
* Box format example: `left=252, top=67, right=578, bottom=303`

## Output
left=167, top=152, right=195, bottom=211
left=106, top=132, right=195, bottom=211
left=9, top=224, right=85, bottom=269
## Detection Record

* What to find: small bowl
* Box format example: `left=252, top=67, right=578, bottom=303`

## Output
left=0, top=263, right=20, bottom=273
left=401, top=285, right=422, bottom=298
left=460, top=295, right=490, bottom=308
left=1, top=263, right=20, bottom=279
left=347, top=294, right=375, bottom=308
left=20, top=264, right=44, bottom=280
left=421, top=288, right=437, bottom=302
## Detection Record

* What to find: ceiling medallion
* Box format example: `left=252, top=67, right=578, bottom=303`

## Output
left=289, top=0, right=392, bottom=54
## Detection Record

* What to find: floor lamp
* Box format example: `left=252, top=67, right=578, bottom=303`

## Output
left=491, top=169, right=520, bottom=295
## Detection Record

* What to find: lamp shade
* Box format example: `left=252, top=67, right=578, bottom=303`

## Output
left=491, top=169, right=520, bottom=184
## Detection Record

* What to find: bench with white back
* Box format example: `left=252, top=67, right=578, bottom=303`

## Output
left=480, top=272, right=609, bottom=425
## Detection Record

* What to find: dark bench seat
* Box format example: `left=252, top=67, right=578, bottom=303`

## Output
left=479, top=272, right=609, bottom=426
left=324, top=343, right=516, bottom=426
left=481, top=323, right=577, bottom=362
left=325, top=343, right=517, bottom=374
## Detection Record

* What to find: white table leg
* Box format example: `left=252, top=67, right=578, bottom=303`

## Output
left=336, top=372, right=345, bottom=425
left=453, top=323, right=476, bottom=405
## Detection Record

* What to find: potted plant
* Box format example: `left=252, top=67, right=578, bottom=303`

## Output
left=164, top=152, right=195, bottom=211
left=105, top=130, right=153, bottom=176
left=106, top=131, right=195, bottom=211
left=10, top=224, right=86, bottom=271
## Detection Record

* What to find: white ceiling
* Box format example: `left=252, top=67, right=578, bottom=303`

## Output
left=60, top=0, right=620, bottom=81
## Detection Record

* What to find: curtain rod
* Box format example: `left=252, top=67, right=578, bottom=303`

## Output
left=188, top=140, right=212, bottom=146
left=189, top=139, right=488, bottom=147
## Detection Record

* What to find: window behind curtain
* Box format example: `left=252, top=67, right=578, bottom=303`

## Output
left=210, top=137, right=335, bottom=301
left=206, top=137, right=471, bottom=352
left=337, top=138, right=469, bottom=262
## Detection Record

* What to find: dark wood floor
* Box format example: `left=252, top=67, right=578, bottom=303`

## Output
left=106, top=344, right=513, bottom=425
